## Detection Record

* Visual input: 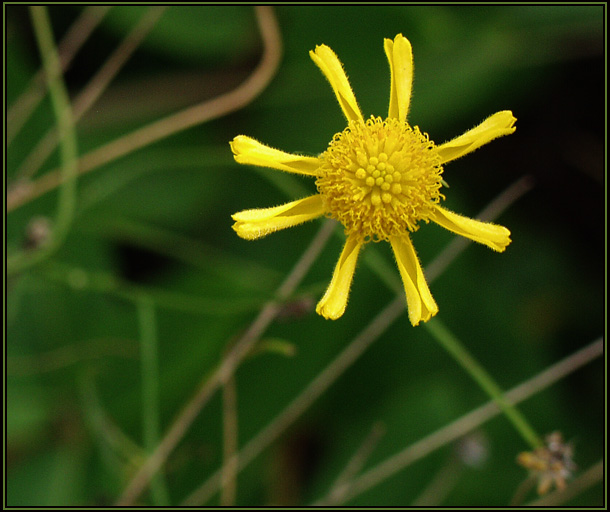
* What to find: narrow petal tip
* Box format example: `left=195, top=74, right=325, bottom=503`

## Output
left=310, top=44, right=330, bottom=57
left=384, top=33, right=414, bottom=123
left=491, top=225, right=512, bottom=252
left=229, top=135, right=321, bottom=176
left=431, top=206, right=512, bottom=253
left=231, top=196, right=325, bottom=241
left=315, top=301, right=343, bottom=321
left=229, top=135, right=252, bottom=161
left=410, top=304, right=439, bottom=327
left=309, top=42, right=363, bottom=123
left=229, top=135, right=246, bottom=152
left=315, top=235, right=363, bottom=321
left=436, top=110, right=518, bottom=164
left=390, top=235, right=439, bottom=327
left=496, top=110, right=517, bottom=134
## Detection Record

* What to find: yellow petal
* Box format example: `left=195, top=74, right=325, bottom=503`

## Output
left=230, top=136, right=321, bottom=176
left=390, top=235, right=438, bottom=326
left=436, top=111, right=517, bottom=164
left=316, top=233, right=363, bottom=320
left=384, top=34, right=413, bottom=124
left=232, top=195, right=325, bottom=240
left=310, top=45, right=363, bottom=123
left=431, top=205, right=511, bottom=252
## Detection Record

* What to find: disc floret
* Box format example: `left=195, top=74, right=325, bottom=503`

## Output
left=316, top=116, right=444, bottom=241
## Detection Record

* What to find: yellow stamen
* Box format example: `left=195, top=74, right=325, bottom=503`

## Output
left=316, top=116, right=444, bottom=241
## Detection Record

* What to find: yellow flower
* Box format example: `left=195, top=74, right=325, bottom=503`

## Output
left=230, top=34, right=515, bottom=326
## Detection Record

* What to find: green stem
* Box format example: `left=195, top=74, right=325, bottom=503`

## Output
left=8, top=7, right=78, bottom=276
left=137, top=296, right=170, bottom=505
left=424, top=317, right=542, bottom=449
left=38, top=260, right=268, bottom=315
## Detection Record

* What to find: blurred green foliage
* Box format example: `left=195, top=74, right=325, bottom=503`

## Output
left=6, top=5, right=604, bottom=506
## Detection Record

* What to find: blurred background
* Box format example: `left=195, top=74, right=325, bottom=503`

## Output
left=6, top=5, right=604, bottom=506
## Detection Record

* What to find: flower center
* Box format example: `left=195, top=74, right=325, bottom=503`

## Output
left=316, top=116, right=444, bottom=241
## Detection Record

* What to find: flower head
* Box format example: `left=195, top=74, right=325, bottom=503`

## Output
left=230, top=34, right=515, bottom=326
left=517, top=431, right=576, bottom=495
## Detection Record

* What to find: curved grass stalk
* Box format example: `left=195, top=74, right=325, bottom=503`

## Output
left=7, top=6, right=111, bottom=145
left=7, top=6, right=282, bottom=213
left=8, top=7, right=78, bottom=276
left=14, top=6, right=167, bottom=182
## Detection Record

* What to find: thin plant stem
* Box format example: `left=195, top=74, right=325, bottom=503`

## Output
left=15, top=6, right=167, bottom=182
left=7, top=5, right=281, bottom=213
left=185, top=324, right=601, bottom=508
left=322, top=423, right=386, bottom=506
left=375, top=175, right=543, bottom=452
left=424, top=175, right=535, bottom=283
left=86, top=217, right=281, bottom=286
left=181, top=177, right=534, bottom=505
left=116, top=219, right=336, bottom=506
left=182, top=295, right=405, bottom=506
left=410, top=451, right=463, bottom=506
left=510, top=473, right=537, bottom=506
left=315, top=337, right=603, bottom=505
left=424, top=317, right=542, bottom=449
left=79, top=370, right=145, bottom=472
left=363, top=175, right=534, bottom=296
left=8, top=7, right=79, bottom=276
left=7, top=336, right=137, bottom=376
left=220, top=372, right=239, bottom=506
left=7, top=6, right=111, bottom=145
left=39, top=260, right=269, bottom=316
left=137, top=296, right=170, bottom=505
